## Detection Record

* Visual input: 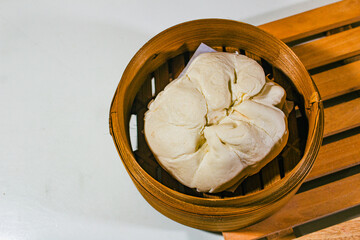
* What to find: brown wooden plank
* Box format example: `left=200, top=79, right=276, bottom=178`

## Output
left=223, top=172, right=360, bottom=240
left=312, top=60, right=360, bottom=101
left=296, top=216, right=360, bottom=239
left=259, top=0, right=360, bottom=43
left=324, top=97, right=360, bottom=137
left=307, top=132, right=360, bottom=181
left=291, top=27, right=360, bottom=70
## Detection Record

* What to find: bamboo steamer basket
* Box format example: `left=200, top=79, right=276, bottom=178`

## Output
left=109, top=19, right=324, bottom=231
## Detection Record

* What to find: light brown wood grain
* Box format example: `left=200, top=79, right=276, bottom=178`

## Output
left=291, top=27, right=360, bottom=70
left=307, top=132, right=360, bottom=181
left=259, top=0, right=360, bottom=43
left=324, top=97, right=360, bottom=137
left=312, top=60, right=360, bottom=101
left=223, top=173, right=360, bottom=240
left=296, top=216, right=360, bottom=240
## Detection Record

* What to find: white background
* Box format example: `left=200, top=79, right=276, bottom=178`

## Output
left=1, top=1, right=337, bottom=239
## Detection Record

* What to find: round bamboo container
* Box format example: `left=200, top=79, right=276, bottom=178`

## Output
left=109, top=19, right=324, bottom=231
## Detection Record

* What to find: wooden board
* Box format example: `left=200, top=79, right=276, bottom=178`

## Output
left=307, top=131, right=360, bottom=181
left=223, top=173, right=360, bottom=240
left=312, top=60, right=360, bottom=100
left=291, top=27, right=360, bottom=70
left=296, top=216, right=360, bottom=239
left=224, top=0, right=360, bottom=238
left=323, top=96, right=360, bottom=137
left=259, top=0, right=360, bottom=43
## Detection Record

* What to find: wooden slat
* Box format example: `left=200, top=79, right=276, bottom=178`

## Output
left=154, top=62, right=170, bottom=95
left=225, top=46, right=239, bottom=53
left=212, top=46, right=224, bottom=52
left=170, top=54, right=185, bottom=80
left=307, top=132, right=360, bottom=181
left=241, top=174, right=262, bottom=194
left=273, top=68, right=298, bottom=102
left=157, top=164, right=184, bottom=192
left=291, top=27, right=360, bottom=70
left=282, top=110, right=301, bottom=176
left=325, top=24, right=353, bottom=36
left=135, top=76, right=152, bottom=161
left=259, top=0, right=360, bottom=43
left=312, top=60, right=360, bottom=101
left=324, top=97, right=360, bottom=137
left=296, top=216, right=360, bottom=239
left=134, top=150, right=157, bottom=178
left=223, top=172, right=360, bottom=240
left=245, top=51, right=261, bottom=64
left=260, top=158, right=281, bottom=188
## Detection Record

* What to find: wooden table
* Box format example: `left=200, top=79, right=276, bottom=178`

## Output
left=224, top=0, right=360, bottom=239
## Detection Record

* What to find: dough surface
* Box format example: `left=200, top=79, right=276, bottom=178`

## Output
left=144, top=52, right=288, bottom=193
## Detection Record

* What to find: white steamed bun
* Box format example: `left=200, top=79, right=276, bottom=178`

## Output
left=144, top=52, right=288, bottom=193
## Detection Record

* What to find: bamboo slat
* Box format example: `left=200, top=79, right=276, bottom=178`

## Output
left=259, top=0, right=360, bottom=43
left=154, top=62, right=170, bottom=95
left=260, top=158, right=281, bottom=188
left=282, top=110, right=302, bottom=176
left=244, top=51, right=261, bottom=63
left=135, top=76, right=152, bottom=152
left=224, top=46, right=239, bottom=53
left=242, top=174, right=262, bottom=195
left=170, top=54, right=185, bottom=80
